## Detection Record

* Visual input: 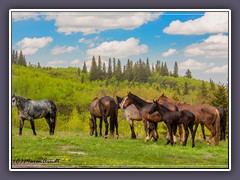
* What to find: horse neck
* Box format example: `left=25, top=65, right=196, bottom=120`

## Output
left=157, top=104, right=171, bottom=116
left=16, top=96, right=29, bottom=110
left=129, top=94, right=148, bottom=110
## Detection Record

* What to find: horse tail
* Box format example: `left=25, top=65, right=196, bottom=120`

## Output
left=109, top=100, right=118, bottom=135
left=221, top=108, right=227, bottom=140
left=214, top=108, right=221, bottom=145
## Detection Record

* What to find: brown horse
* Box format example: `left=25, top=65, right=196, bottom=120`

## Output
left=158, top=93, right=221, bottom=145
left=89, top=96, right=119, bottom=138
left=122, top=92, right=182, bottom=142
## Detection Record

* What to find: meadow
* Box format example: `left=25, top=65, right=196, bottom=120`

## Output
left=11, top=64, right=229, bottom=169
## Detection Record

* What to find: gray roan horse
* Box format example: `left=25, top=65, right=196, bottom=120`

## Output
left=89, top=96, right=119, bottom=138
left=12, top=95, right=57, bottom=136
left=116, top=96, right=158, bottom=140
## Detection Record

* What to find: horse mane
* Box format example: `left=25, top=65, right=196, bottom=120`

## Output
left=156, top=101, right=171, bottom=112
left=128, top=92, right=148, bottom=107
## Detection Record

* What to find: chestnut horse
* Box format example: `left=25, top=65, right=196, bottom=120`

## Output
left=158, top=93, right=221, bottom=145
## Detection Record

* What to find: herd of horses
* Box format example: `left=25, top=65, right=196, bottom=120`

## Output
left=12, top=92, right=227, bottom=147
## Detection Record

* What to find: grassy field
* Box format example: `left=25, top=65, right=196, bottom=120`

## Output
left=11, top=127, right=229, bottom=169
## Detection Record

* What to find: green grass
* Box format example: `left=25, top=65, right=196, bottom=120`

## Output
left=11, top=127, right=229, bottom=169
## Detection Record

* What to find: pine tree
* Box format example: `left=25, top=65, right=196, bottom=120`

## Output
left=11, top=50, right=16, bottom=64
left=97, top=55, right=103, bottom=80
left=183, top=82, right=189, bottom=95
left=161, top=62, right=169, bottom=76
left=210, top=83, right=228, bottom=109
left=82, top=62, right=87, bottom=73
left=90, top=56, right=98, bottom=81
left=173, top=61, right=179, bottom=78
left=77, top=67, right=80, bottom=76
left=15, top=51, right=19, bottom=64
left=102, top=62, right=106, bottom=79
left=115, top=59, right=122, bottom=82
left=37, top=62, right=41, bottom=68
left=201, top=80, right=208, bottom=97
left=146, top=57, right=151, bottom=77
left=107, top=58, right=112, bottom=79
left=18, top=50, right=27, bottom=66
left=185, top=69, right=192, bottom=78
left=210, top=79, right=216, bottom=91
left=113, top=58, right=116, bottom=76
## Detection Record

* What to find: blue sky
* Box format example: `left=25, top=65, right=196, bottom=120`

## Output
left=11, top=10, right=229, bottom=83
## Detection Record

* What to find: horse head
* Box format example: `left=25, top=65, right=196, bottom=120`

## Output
left=122, top=95, right=133, bottom=109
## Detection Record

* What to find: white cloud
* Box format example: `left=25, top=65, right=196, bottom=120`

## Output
left=70, top=59, right=82, bottom=67
left=163, top=12, right=228, bottom=35
left=87, top=37, right=148, bottom=59
left=155, top=35, right=161, bottom=38
left=78, top=36, right=100, bottom=47
left=16, top=37, right=53, bottom=55
left=179, top=59, right=214, bottom=70
left=12, top=12, right=40, bottom=21
left=51, top=46, right=78, bottom=55
left=45, top=12, right=162, bottom=35
left=162, top=48, right=177, bottom=57
left=184, top=34, right=228, bottom=58
left=47, top=60, right=67, bottom=67
left=205, top=64, right=228, bottom=74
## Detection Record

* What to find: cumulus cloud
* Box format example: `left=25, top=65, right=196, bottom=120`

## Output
left=12, top=12, right=40, bottom=21
left=184, top=34, right=228, bottom=58
left=205, top=64, right=228, bottom=74
left=45, top=12, right=162, bottom=35
left=163, top=12, right=228, bottom=35
left=162, top=48, right=177, bottom=57
left=87, top=37, right=148, bottom=59
left=16, top=37, right=53, bottom=55
left=51, top=46, right=78, bottom=55
left=179, top=59, right=214, bottom=70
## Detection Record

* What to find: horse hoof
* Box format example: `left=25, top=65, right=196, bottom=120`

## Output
left=207, top=142, right=211, bottom=145
left=104, top=135, right=108, bottom=139
left=116, top=135, right=119, bottom=139
left=18, top=134, right=22, bottom=136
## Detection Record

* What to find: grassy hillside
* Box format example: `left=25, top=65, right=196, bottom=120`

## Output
left=12, top=64, right=215, bottom=138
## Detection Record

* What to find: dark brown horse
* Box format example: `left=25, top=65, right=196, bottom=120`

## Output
left=89, top=96, right=119, bottom=138
left=158, top=93, right=221, bottom=145
left=149, top=101, right=196, bottom=147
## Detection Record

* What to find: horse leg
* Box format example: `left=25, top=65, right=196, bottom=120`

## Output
left=30, top=119, right=37, bottom=136
left=50, top=115, right=56, bottom=135
left=103, top=117, right=109, bottom=138
left=205, top=123, right=216, bottom=145
left=189, top=123, right=195, bottom=148
left=178, top=124, right=184, bottom=144
left=183, top=124, right=189, bottom=146
left=200, top=123, right=206, bottom=140
left=172, top=124, right=177, bottom=144
left=45, top=115, right=53, bottom=135
left=166, top=123, right=173, bottom=145
left=152, top=122, right=159, bottom=142
left=115, top=119, right=119, bottom=139
left=99, top=117, right=103, bottom=136
left=19, top=118, right=25, bottom=136
left=128, top=119, right=136, bottom=139
left=143, top=120, right=150, bottom=142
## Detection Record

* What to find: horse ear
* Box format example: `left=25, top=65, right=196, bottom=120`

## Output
left=161, top=93, right=164, bottom=97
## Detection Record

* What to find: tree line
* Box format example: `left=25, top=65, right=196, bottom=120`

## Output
left=87, top=56, right=193, bottom=82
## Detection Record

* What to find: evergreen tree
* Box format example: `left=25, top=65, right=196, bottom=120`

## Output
left=37, top=62, right=41, bottom=68
left=210, top=79, right=216, bottom=91
left=107, top=58, right=112, bottom=79
left=15, top=51, right=19, bottom=64
left=210, top=83, right=228, bottom=110
left=18, top=50, right=27, bottom=66
left=185, top=69, right=192, bottom=78
left=97, top=55, right=103, bottom=80
left=90, top=56, right=98, bottom=81
left=146, top=57, right=151, bottom=77
left=173, top=61, right=179, bottom=78
left=11, top=50, right=16, bottom=64
left=201, top=80, right=208, bottom=97
left=113, top=58, right=116, bottom=76
left=102, top=62, right=106, bottom=79
left=82, top=62, right=87, bottom=73
left=183, top=82, right=189, bottom=95
left=161, top=62, right=169, bottom=76
left=77, top=67, right=80, bottom=76
left=115, top=59, right=122, bottom=82
left=81, top=75, right=84, bottom=83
